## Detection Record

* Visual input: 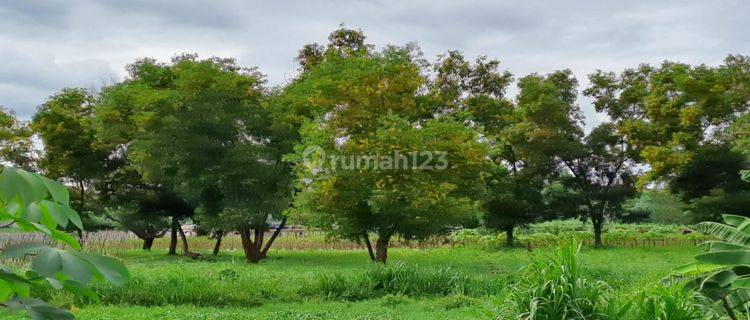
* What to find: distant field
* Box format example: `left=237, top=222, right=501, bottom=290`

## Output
left=0, top=245, right=699, bottom=319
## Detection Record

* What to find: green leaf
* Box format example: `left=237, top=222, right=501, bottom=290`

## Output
left=82, top=254, right=129, bottom=286
left=61, top=205, right=82, bottom=230
left=724, top=214, right=750, bottom=228
left=39, top=201, right=68, bottom=228
left=700, top=241, right=749, bottom=252
left=30, top=248, right=62, bottom=279
left=695, top=221, right=750, bottom=246
left=59, top=253, right=94, bottom=284
left=5, top=297, right=75, bottom=320
left=0, top=168, right=37, bottom=205
left=23, top=203, right=42, bottom=223
left=16, top=170, right=48, bottom=204
left=63, top=280, right=99, bottom=303
left=696, top=250, right=750, bottom=265
left=49, top=229, right=80, bottom=250
left=0, top=280, right=13, bottom=301
left=1, top=243, right=48, bottom=259
left=38, top=176, right=69, bottom=206
left=732, top=276, right=750, bottom=289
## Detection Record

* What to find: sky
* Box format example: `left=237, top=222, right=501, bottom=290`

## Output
left=1, top=0, right=749, bottom=126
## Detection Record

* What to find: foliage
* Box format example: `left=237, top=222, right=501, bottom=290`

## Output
left=289, top=32, right=489, bottom=263
left=504, top=241, right=610, bottom=319
left=612, top=283, right=715, bottom=320
left=680, top=214, right=750, bottom=318
left=306, top=262, right=490, bottom=300
left=96, top=55, right=294, bottom=262
left=0, top=167, right=128, bottom=319
left=32, top=88, right=111, bottom=229
left=0, top=107, right=35, bottom=171
left=622, top=191, right=690, bottom=224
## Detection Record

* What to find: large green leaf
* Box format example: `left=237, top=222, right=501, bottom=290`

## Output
left=723, top=214, right=750, bottom=229
left=696, top=250, right=750, bottom=265
left=38, top=176, right=69, bottom=206
left=0, top=168, right=128, bottom=319
left=1, top=243, right=49, bottom=259
left=695, top=221, right=750, bottom=246
left=30, top=248, right=62, bottom=279
left=5, top=297, right=74, bottom=320
left=0, top=168, right=44, bottom=205
left=700, top=241, right=749, bottom=252
left=39, top=201, right=69, bottom=228
left=83, top=254, right=129, bottom=286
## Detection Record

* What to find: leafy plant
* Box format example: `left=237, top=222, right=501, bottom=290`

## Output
left=0, top=167, right=129, bottom=319
left=679, top=213, right=750, bottom=319
left=612, top=283, right=715, bottom=320
left=505, top=240, right=610, bottom=319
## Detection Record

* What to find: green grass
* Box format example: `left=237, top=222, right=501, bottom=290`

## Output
left=0, top=245, right=700, bottom=319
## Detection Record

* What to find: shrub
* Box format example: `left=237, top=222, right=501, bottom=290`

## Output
left=504, top=240, right=610, bottom=319
left=611, top=283, right=716, bottom=320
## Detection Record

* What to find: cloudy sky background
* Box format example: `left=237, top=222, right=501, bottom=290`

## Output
left=1, top=0, right=749, bottom=126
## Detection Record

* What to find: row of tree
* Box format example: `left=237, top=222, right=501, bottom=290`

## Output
left=1, top=28, right=749, bottom=263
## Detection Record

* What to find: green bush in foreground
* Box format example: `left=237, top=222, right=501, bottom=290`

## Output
left=505, top=241, right=610, bottom=319
left=502, top=240, right=715, bottom=320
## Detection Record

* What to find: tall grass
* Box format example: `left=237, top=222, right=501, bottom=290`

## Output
left=611, top=283, right=716, bottom=320
left=305, top=262, right=502, bottom=300
left=504, top=240, right=610, bottom=319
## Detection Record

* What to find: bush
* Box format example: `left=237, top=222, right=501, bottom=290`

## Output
left=504, top=240, right=610, bottom=319
left=610, top=283, right=717, bottom=320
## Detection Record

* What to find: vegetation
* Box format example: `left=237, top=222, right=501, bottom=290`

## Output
left=0, top=168, right=127, bottom=319
left=1, top=27, right=750, bottom=318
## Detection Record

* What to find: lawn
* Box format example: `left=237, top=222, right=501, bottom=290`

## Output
left=0, top=245, right=700, bottom=319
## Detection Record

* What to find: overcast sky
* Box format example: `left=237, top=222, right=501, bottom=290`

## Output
left=2, top=1, right=749, bottom=126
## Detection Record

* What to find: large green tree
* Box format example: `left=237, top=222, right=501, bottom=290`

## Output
left=96, top=55, right=294, bottom=263
left=0, top=107, right=35, bottom=170
left=31, top=89, right=110, bottom=230
left=586, top=56, right=750, bottom=222
left=288, top=31, right=489, bottom=263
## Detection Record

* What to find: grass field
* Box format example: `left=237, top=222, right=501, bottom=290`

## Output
left=0, top=244, right=700, bottom=319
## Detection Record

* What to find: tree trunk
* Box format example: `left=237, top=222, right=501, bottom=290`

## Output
left=142, top=237, right=155, bottom=250
left=168, top=216, right=178, bottom=255
left=239, top=225, right=261, bottom=263
left=363, top=233, right=376, bottom=262
left=505, top=226, right=514, bottom=247
left=374, top=234, right=391, bottom=264
left=77, top=180, right=86, bottom=213
left=592, top=215, right=603, bottom=248
left=261, top=217, right=287, bottom=258
left=212, top=231, right=223, bottom=256
left=177, top=221, right=190, bottom=254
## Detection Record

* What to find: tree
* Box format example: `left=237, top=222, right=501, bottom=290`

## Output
left=428, top=50, right=550, bottom=246
left=288, top=32, right=488, bottom=263
left=484, top=70, right=588, bottom=245
left=559, top=123, right=638, bottom=247
left=96, top=164, right=191, bottom=252
left=31, top=88, right=110, bottom=230
left=0, top=167, right=128, bottom=320
left=96, top=55, right=294, bottom=262
left=622, top=190, right=688, bottom=224
left=586, top=56, right=750, bottom=223
left=0, top=107, right=36, bottom=171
